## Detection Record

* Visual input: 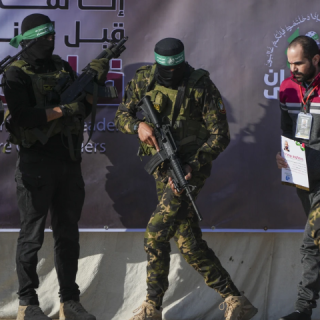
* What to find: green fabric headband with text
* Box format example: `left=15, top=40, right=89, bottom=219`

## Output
left=154, top=51, right=185, bottom=66
left=10, top=22, right=55, bottom=48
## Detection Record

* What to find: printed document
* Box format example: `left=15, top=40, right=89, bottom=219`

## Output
left=281, top=136, right=309, bottom=190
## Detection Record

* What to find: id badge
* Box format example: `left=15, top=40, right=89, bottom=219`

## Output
left=295, top=112, right=312, bottom=140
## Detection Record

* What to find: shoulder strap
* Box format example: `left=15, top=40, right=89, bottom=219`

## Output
left=8, top=59, right=35, bottom=76
left=171, top=77, right=189, bottom=128
left=146, top=64, right=157, bottom=92
left=171, top=68, right=208, bottom=128
left=188, top=68, right=209, bottom=87
left=9, top=59, right=29, bottom=69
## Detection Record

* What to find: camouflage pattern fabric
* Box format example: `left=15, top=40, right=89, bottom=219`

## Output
left=115, top=63, right=230, bottom=171
left=297, top=183, right=320, bottom=244
left=295, top=181, right=320, bottom=246
left=309, top=202, right=320, bottom=243
left=295, top=185, right=320, bottom=313
left=144, top=165, right=240, bottom=307
left=115, top=63, right=238, bottom=307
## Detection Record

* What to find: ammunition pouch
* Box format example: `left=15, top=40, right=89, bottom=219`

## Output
left=145, top=90, right=168, bottom=113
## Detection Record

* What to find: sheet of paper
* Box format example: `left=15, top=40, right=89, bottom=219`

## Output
left=281, top=136, right=309, bottom=190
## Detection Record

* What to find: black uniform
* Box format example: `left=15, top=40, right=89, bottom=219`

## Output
left=3, top=45, right=91, bottom=307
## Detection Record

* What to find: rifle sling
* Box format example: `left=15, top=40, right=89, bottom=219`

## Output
left=81, top=81, right=98, bottom=151
left=89, top=81, right=98, bottom=142
left=66, top=81, right=98, bottom=161
left=171, top=77, right=188, bottom=128
left=64, top=126, right=76, bottom=161
left=146, top=64, right=157, bottom=92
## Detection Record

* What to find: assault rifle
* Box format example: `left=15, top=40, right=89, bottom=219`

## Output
left=45, top=36, right=128, bottom=160
left=0, top=39, right=38, bottom=124
left=138, top=95, right=203, bottom=222
left=58, top=36, right=128, bottom=104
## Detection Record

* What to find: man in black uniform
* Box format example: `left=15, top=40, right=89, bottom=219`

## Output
left=3, top=14, right=109, bottom=320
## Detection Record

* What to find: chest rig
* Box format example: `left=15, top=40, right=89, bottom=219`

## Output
left=140, top=64, right=210, bottom=161
left=4, top=55, right=82, bottom=152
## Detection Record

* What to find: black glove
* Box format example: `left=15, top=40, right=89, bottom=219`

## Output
left=60, top=101, right=86, bottom=117
left=89, top=58, right=110, bottom=85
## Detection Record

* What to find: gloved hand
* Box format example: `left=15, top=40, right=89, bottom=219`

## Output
left=60, top=101, right=86, bottom=117
left=89, top=58, right=110, bottom=85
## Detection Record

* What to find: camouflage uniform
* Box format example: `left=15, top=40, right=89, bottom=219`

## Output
left=115, top=63, right=240, bottom=307
left=295, top=186, right=320, bottom=313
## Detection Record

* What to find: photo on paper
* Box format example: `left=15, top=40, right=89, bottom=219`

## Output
left=283, top=140, right=290, bottom=152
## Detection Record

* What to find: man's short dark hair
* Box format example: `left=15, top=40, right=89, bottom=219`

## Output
left=289, top=35, right=320, bottom=61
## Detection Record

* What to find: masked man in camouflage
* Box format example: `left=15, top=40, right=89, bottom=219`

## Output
left=3, top=13, right=109, bottom=320
left=115, top=38, right=258, bottom=320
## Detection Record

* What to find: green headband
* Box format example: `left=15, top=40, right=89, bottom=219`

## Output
left=154, top=51, right=185, bottom=66
left=10, top=22, right=55, bottom=48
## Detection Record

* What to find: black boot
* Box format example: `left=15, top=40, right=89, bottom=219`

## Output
left=17, top=306, right=52, bottom=320
left=279, top=311, right=311, bottom=320
left=60, top=300, right=96, bottom=320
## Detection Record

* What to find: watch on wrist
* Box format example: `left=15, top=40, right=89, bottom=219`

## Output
left=59, top=105, right=67, bottom=117
left=133, top=122, right=140, bottom=134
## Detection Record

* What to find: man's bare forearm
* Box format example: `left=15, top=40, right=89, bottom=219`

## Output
left=46, top=106, right=63, bottom=122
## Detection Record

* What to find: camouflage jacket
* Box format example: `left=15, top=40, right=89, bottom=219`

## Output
left=115, top=63, right=230, bottom=171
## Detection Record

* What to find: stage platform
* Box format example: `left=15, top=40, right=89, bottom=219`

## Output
left=1, top=231, right=319, bottom=320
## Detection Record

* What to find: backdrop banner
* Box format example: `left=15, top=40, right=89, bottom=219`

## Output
left=0, top=0, right=317, bottom=230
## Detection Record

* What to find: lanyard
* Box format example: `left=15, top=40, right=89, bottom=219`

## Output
left=299, top=84, right=319, bottom=113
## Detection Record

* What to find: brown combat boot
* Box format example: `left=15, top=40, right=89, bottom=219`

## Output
left=59, top=300, right=96, bottom=320
left=219, top=295, right=258, bottom=320
left=129, top=301, right=162, bottom=320
left=16, top=305, right=52, bottom=320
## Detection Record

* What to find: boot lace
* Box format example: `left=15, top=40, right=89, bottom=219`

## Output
left=219, top=299, right=244, bottom=320
left=65, top=301, right=87, bottom=314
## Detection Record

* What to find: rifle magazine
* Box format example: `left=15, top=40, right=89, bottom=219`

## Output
left=144, top=150, right=166, bottom=175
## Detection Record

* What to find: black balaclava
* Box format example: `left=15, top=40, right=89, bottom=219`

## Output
left=155, top=38, right=186, bottom=88
left=20, top=14, right=55, bottom=66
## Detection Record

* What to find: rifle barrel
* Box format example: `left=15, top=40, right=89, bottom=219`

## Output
left=0, top=39, right=37, bottom=75
left=186, top=188, right=203, bottom=221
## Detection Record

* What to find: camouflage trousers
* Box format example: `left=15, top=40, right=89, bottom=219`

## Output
left=144, top=164, right=240, bottom=307
left=295, top=185, right=320, bottom=314
left=297, top=184, right=320, bottom=244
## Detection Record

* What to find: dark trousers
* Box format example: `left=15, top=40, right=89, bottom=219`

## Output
left=295, top=186, right=320, bottom=314
left=15, top=152, right=85, bottom=306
